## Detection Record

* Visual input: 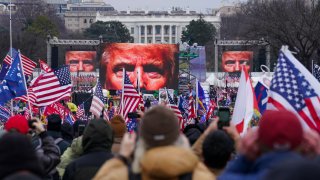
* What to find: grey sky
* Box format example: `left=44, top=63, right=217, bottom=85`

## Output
left=104, top=0, right=246, bottom=12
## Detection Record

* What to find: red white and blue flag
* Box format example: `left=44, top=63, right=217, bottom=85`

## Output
left=90, top=80, right=105, bottom=117
left=167, top=89, right=184, bottom=130
left=267, top=46, right=320, bottom=132
left=76, top=103, right=85, bottom=120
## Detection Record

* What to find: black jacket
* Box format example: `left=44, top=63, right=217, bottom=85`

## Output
left=47, top=130, right=71, bottom=155
left=63, top=119, right=114, bottom=180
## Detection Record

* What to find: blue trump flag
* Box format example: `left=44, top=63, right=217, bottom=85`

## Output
left=254, top=81, right=269, bottom=115
left=0, top=51, right=27, bottom=104
left=0, top=48, right=19, bottom=81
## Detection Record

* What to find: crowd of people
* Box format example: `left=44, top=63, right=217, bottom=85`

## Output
left=1, top=104, right=320, bottom=180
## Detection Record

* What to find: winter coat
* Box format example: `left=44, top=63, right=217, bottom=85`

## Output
left=93, top=146, right=216, bottom=180
left=57, top=136, right=83, bottom=177
left=34, top=132, right=61, bottom=180
left=218, top=151, right=303, bottom=180
left=47, top=130, right=71, bottom=155
left=63, top=119, right=114, bottom=180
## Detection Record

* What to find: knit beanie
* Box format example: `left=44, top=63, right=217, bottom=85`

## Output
left=258, top=110, right=303, bottom=150
left=110, top=115, right=126, bottom=138
left=140, top=106, right=180, bottom=148
left=47, top=114, right=62, bottom=132
left=4, top=115, right=29, bottom=135
left=0, top=132, right=43, bottom=179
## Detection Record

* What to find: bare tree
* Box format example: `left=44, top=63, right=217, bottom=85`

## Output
left=221, top=0, right=320, bottom=71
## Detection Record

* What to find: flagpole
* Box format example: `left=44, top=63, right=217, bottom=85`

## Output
left=9, top=0, right=13, bottom=115
left=18, top=50, right=33, bottom=119
left=137, top=69, right=140, bottom=94
left=196, top=79, right=199, bottom=113
left=121, top=68, right=125, bottom=116
left=312, top=60, right=314, bottom=75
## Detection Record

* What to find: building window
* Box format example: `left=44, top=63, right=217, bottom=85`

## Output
left=89, top=19, right=93, bottom=23
left=147, top=26, right=152, bottom=35
left=165, top=26, right=169, bottom=35
left=141, top=37, right=145, bottom=43
left=172, top=37, right=176, bottom=43
left=156, top=25, right=161, bottom=35
left=131, top=27, right=134, bottom=34
left=141, top=26, right=145, bottom=35
left=84, top=19, right=87, bottom=23
left=172, top=26, right=176, bottom=35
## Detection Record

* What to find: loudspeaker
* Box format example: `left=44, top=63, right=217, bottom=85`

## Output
left=51, top=46, right=59, bottom=69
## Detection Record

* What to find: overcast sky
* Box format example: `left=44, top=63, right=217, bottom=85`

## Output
left=104, top=0, right=246, bottom=12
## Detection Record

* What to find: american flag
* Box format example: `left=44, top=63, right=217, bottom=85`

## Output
left=313, top=63, right=320, bottom=82
left=103, top=108, right=109, bottom=121
left=31, top=66, right=72, bottom=107
left=118, top=72, right=140, bottom=122
left=167, top=90, right=184, bottom=130
left=267, top=46, right=320, bottom=132
left=4, top=48, right=37, bottom=76
left=76, top=103, right=85, bottom=120
left=90, top=81, right=105, bottom=117
left=39, top=59, right=52, bottom=73
left=15, top=87, right=36, bottom=104
left=188, top=90, right=196, bottom=121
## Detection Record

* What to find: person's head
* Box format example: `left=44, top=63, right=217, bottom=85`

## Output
left=222, top=51, right=252, bottom=72
left=140, top=105, right=180, bottom=148
left=183, top=124, right=202, bottom=145
left=0, top=132, right=43, bottom=179
left=202, top=130, right=234, bottom=169
left=65, top=51, right=96, bottom=72
left=82, top=118, right=113, bottom=153
left=258, top=110, right=303, bottom=151
left=61, top=122, right=74, bottom=140
left=110, top=115, right=127, bottom=138
left=4, top=115, right=29, bottom=135
left=47, top=114, right=62, bottom=132
left=101, top=43, right=178, bottom=90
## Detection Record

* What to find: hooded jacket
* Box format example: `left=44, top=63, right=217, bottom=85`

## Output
left=93, top=146, right=215, bottom=180
left=63, top=119, right=114, bottom=180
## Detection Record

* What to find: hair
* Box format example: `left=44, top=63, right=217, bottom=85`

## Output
left=100, top=43, right=178, bottom=88
left=202, top=130, right=235, bottom=169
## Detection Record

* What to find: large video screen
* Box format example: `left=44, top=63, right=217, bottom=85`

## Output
left=99, top=43, right=179, bottom=91
left=65, top=51, right=97, bottom=72
left=222, top=51, right=253, bottom=72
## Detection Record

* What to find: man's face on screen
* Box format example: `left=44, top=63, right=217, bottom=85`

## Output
left=222, top=51, right=252, bottom=72
left=65, top=51, right=95, bottom=72
left=105, top=45, right=171, bottom=90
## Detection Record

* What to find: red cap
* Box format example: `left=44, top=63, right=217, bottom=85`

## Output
left=258, top=110, right=303, bottom=150
left=4, top=115, right=29, bottom=135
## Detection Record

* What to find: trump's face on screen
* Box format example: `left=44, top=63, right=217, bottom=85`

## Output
left=100, top=43, right=178, bottom=90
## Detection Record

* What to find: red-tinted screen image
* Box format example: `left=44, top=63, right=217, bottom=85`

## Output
left=65, top=51, right=96, bottom=72
left=99, top=43, right=179, bottom=90
left=222, top=51, right=253, bottom=72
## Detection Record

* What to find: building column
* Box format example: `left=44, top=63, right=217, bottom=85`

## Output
left=144, top=25, right=147, bottom=44
left=169, top=25, right=172, bottom=44
left=152, top=25, right=155, bottom=43
left=161, top=25, right=164, bottom=43
left=138, top=25, right=141, bottom=43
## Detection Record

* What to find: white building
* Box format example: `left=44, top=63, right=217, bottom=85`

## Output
left=96, top=10, right=220, bottom=44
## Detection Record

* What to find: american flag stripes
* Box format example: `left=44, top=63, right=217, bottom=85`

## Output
left=103, top=108, right=109, bottom=121
left=0, top=105, right=10, bottom=123
left=167, top=90, right=184, bottom=130
left=4, top=48, right=36, bottom=76
left=31, top=66, right=72, bottom=107
left=267, top=46, right=320, bottom=132
left=90, top=81, right=105, bottom=117
left=188, top=90, right=196, bottom=121
left=76, top=103, right=85, bottom=120
left=118, top=71, right=141, bottom=122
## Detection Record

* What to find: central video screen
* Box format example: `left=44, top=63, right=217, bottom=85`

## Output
left=99, top=43, right=179, bottom=91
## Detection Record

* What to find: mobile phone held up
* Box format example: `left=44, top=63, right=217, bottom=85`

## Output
left=127, top=112, right=140, bottom=119
left=217, top=107, right=231, bottom=129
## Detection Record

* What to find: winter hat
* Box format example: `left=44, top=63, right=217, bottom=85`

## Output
left=4, top=115, right=29, bottom=135
left=47, top=114, right=62, bottom=132
left=258, top=110, right=303, bottom=150
left=110, top=115, right=126, bottom=138
left=140, top=106, right=180, bottom=148
left=0, top=132, right=43, bottom=179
